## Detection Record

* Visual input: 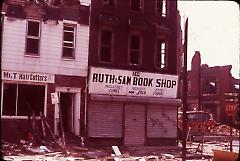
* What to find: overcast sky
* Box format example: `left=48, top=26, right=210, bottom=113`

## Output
left=178, top=1, right=239, bottom=78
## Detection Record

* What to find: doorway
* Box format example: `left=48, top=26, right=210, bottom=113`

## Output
left=60, top=92, right=74, bottom=133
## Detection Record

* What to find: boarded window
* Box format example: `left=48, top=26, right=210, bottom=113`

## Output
left=156, top=40, right=167, bottom=69
left=62, top=24, right=75, bottom=59
left=100, top=30, right=112, bottom=62
left=2, top=83, right=45, bottom=117
left=131, top=0, right=142, bottom=11
left=26, top=20, right=40, bottom=56
left=129, top=35, right=141, bottom=65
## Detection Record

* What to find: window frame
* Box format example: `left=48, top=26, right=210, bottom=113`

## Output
left=62, top=23, right=76, bottom=60
left=98, top=28, right=114, bottom=63
left=102, top=0, right=116, bottom=7
left=128, top=33, right=142, bottom=66
left=155, top=38, right=168, bottom=70
left=1, top=82, right=47, bottom=119
left=25, top=19, right=41, bottom=57
left=130, top=0, right=144, bottom=12
left=155, top=0, right=168, bottom=17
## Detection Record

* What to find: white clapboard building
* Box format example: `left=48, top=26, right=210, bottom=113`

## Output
left=1, top=0, right=90, bottom=142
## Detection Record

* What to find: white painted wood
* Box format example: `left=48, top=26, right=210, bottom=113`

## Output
left=2, top=17, right=89, bottom=76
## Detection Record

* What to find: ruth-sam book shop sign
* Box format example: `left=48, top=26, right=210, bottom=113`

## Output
left=88, top=67, right=178, bottom=98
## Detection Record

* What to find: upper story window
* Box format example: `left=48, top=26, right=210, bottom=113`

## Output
left=62, top=23, right=76, bottom=59
left=26, top=20, right=40, bottom=56
left=129, top=34, right=141, bottom=65
left=156, top=0, right=167, bottom=17
left=131, top=0, right=142, bottom=11
left=156, top=39, right=167, bottom=69
left=102, top=0, right=114, bottom=6
left=99, top=29, right=113, bottom=62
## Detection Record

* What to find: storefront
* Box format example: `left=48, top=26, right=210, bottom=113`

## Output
left=1, top=70, right=54, bottom=142
left=1, top=70, right=86, bottom=142
left=87, top=67, right=181, bottom=146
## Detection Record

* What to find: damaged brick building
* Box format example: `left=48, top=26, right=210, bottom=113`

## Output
left=87, top=0, right=181, bottom=146
left=187, top=51, right=239, bottom=124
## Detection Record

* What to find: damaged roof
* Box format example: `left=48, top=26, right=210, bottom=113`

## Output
left=4, top=2, right=89, bottom=25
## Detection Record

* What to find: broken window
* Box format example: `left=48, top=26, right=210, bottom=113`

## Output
left=156, top=39, right=167, bottom=69
left=2, top=83, right=45, bottom=117
left=156, top=0, right=167, bottom=17
left=131, top=0, right=142, bottom=11
left=26, top=20, right=40, bottom=56
left=129, top=35, right=141, bottom=65
left=62, top=23, right=76, bottom=59
left=202, top=77, right=217, bottom=95
left=100, top=30, right=112, bottom=62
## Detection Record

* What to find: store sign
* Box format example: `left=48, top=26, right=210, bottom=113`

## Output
left=89, top=67, right=179, bottom=98
left=2, top=71, right=55, bottom=83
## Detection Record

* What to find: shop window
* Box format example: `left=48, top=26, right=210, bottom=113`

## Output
left=129, top=35, right=141, bottom=65
left=156, top=0, right=167, bottom=17
left=131, top=0, right=142, bottom=11
left=26, top=20, right=40, bottom=56
left=2, top=83, right=45, bottom=117
left=99, top=30, right=113, bottom=62
left=202, top=77, right=217, bottom=95
left=62, top=23, right=76, bottom=59
left=156, top=39, right=167, bottom=69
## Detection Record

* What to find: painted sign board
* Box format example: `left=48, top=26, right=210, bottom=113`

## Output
left=2, top=70, right=55, bottom=83
left=88, top=67, right=179, bottom=98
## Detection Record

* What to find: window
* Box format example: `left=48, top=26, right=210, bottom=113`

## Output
left=63, top=23, right=76, bottom=59
left=26, top=20, right=40, bottom=56
left=202, top=77, right=217, bottom=95
left=131, top=0, right=142, bottom=11
left=156, top=39, right=167, bottom=69
left=2, top=83, right=45, bottom=117
left=103, top=0, right=114, bottom=6
left=99, top=30, right=113, bottom=62
left=156, top=0, right=167, bottom=17
left=129, top=35, right=141, bottom=65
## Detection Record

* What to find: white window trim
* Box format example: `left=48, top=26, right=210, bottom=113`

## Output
left=155, top=39, right=168, bottom=70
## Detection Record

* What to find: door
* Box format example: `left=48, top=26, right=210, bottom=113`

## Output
left=124, top=104, right=145, bottom=146
left=54, top=87, right=81, bottom=136
left=60, top=92, right=74, bottom=133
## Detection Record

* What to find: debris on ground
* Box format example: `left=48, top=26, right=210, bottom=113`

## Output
left=211, top=124, right=240, bottom=136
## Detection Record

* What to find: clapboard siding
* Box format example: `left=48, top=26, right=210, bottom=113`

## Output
left=2, top=17, right=89, bottom=76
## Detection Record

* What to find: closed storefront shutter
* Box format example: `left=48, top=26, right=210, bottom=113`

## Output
left=124, top=104, right=145, bottom=146
left=147, top=105, right=177, bottom=138
left=88, top=102, right=123, bottom=138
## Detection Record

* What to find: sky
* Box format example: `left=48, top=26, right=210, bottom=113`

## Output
left=178, top=1, right=239, bottom=79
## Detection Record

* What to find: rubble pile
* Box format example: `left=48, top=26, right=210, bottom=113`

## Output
left=211, top=125, right=240, bottom=136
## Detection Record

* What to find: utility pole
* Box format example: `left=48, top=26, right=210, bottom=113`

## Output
left=182, top=18, right=188, bottom=161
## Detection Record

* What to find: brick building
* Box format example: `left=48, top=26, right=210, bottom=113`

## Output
left=1, top=0, right=90, bottom=142
left=87, top=0, right=181, bottom=146
left=188, top=51, right=238, bottom=124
